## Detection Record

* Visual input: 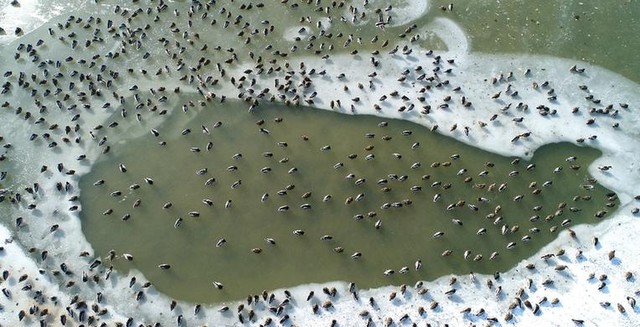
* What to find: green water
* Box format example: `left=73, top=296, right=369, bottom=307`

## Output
left=80, top=98, right=616, bottom=303
left=443, top=0, right=640, bottom=82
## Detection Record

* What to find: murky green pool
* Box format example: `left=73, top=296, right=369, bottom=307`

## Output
left=80, top=97, right=616, bottom=303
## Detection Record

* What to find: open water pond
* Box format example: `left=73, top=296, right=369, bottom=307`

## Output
left=80, top=98, right=616, bottom=303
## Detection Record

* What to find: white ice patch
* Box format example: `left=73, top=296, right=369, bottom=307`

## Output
left=427, top=17, right=469, bottom=53
left=384, top=0, right=429, bottom=27
left=0, top=0, right=75, bottom=43
left=283, top=25, right=312, bottom=42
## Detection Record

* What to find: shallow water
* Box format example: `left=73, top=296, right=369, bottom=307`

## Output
left=79, top=97, right=616, bottom=303
left=453, top=0, right=640, bottom=83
